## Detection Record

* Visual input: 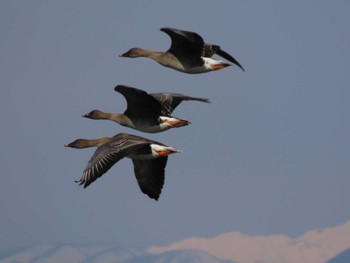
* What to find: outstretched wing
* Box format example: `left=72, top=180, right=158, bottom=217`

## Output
left=132, top=157, right=168, bottom=200
left=76, top=134, right=148, bottom=188
left=203, top=44, right=245, bottom=71
left=161, top=27, right=204, bottom=59
left=161, top=27, right=244, bottom=71
left=151, top=92, right=210, bottom=115
left=115, top=85, right=162, bottom=118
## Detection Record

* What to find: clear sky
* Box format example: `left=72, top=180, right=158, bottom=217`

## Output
left=0, top=0, right=349, bottom=252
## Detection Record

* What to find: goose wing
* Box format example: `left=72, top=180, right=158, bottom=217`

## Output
left=161, top=27, right=204, bottom=59
left=115, top=85, right=162, bottom=119
left=203, top=44, right=245, bottom=71
left=162, top=27, right=244, bottom=71
left=151, top=92, right=210, bottom=115
left=76, top=133, right=149, bottom=188
left=132, top=157, right=168, bottom=200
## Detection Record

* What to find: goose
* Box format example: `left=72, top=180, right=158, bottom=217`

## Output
left=64, top=133, right=181, bottom=200
left=120, top=27, right=244, bottom=74
left=83, top=85, right=209, bottom=133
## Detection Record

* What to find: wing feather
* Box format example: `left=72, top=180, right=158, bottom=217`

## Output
left=115, top=85, right=162, bottom=118
left=161, top=27, right=204, bottom=63
left=132, top=157, right=168, bottom=200
left=76, top=134, right=149, bottom=188
left=151, top=92, right=209, bottom=115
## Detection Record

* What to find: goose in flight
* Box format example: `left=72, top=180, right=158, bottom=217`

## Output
left=65, top=133, right=181, bottom=200
left=83, top=85, right=209, bottom=133
left=120, top=27, right=244, bottom=74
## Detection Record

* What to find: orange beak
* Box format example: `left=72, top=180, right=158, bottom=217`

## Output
left=156, top=150, right=173, bottom=156
left=166, top=119, right=190, bottom=127
left=156, top=149, right=182, bottom=156
left=211, top=63, right=231, bottom=70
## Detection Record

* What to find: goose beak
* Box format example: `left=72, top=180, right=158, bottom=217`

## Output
left=166, top=119, right=190, bottom=127
left=156, top=148, right=182, bottom=156
left=211, top=63, right=231, bottom=70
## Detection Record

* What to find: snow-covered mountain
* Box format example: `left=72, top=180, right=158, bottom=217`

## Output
left=149, top=220, right=350, bottom=263
left=1, top=221, right=350, bottom=263
left=0, top=244, right=230, bottom=263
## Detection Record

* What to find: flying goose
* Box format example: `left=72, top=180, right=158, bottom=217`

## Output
left=120, top=27, right=244, bottom=74
left=65, top=133, right=181, bottom=200
left=83, top=85, right=209, bottom=133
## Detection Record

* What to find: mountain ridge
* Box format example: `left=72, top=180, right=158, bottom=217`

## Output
left=1, top=221, right=350, bottom=263
left=0, top=244, right=229, bottom=263
left=148, top=220, right=350, bottom=263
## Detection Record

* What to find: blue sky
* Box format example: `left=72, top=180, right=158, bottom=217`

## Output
left=0, top=1, right=349, bottom=252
